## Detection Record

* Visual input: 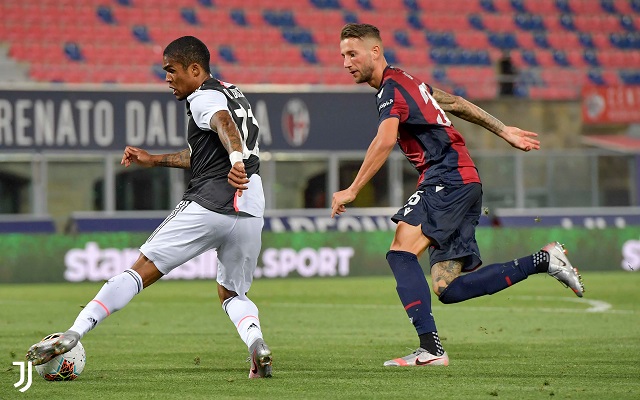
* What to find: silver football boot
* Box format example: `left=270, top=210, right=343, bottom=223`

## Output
left=383, top=348, right=449, bottom=366
left=26, top=330, right=80, bottom=365
left=542, top=242, right=584, bottom=297
left=248, top=338, right=272, bottom=378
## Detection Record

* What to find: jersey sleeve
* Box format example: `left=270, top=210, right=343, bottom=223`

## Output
left=376, top=80, right=409, bottom=125
left=188, top=89, right=229, bottom=131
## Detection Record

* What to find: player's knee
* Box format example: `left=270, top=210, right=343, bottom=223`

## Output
left=432, top=284, right=447, bottom=298
left=217, top=284, right=238, bottom=304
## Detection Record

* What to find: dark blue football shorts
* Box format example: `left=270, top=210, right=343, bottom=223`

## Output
left=391, top=182, right=483, bottom=272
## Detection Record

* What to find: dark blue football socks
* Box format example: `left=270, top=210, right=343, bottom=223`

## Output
left=387, top=250, right=437, bottom=335
left=438, top=252, right=548, bottom=304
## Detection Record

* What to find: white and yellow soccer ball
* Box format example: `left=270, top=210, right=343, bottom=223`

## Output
left=34, top=333, right=86, bottom=381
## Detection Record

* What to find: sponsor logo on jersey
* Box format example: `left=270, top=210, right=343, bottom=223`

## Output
left=378, top=98, right=394, bottom=111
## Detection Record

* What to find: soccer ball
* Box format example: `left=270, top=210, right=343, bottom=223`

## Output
left=34, top=333, right=86, bottom=381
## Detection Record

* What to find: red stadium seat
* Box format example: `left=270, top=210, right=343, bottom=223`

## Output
left=3, top=0, right=632, bottom=99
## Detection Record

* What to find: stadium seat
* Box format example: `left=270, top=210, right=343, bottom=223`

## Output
left=3, top=0, right=635, bottom=99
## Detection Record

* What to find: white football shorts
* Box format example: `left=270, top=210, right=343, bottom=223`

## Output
left=140, top=200, right=263, bottom=295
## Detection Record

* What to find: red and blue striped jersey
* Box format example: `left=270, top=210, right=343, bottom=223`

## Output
left=376, top=66, right=480, bottom=186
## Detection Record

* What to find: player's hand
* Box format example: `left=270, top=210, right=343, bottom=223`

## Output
left=228, top=162, right=248, bottom=197
left=501, top=126, right=540, bottom=151
left=331, top=188, right=357, bottom=218
left=121, top=146, right=155, bottom=167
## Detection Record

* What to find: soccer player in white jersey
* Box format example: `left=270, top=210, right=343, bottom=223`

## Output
left=26, top=36, right=272, bottom=379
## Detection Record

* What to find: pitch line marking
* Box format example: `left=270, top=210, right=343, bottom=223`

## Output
left=271, top=296, right=634, bottom=314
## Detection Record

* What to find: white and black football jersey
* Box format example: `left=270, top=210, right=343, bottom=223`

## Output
left=182, top=78, right=262, bottom=216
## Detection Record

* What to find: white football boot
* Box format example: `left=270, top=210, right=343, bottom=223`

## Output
left=383, top=348, right=449, bottom=366
left=26, top=330, right=80, bottom=365
left=542, top=241, right=585, bottom=297
left=248, top=338, right=272, bottom=378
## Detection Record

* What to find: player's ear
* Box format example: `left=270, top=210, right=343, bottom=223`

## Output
left=190, top=63, right=201, bottom=78
left=371, top=44, right=381, bottom=61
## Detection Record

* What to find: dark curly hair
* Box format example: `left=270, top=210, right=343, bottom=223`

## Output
left=163, top=36, right=211, bottom=74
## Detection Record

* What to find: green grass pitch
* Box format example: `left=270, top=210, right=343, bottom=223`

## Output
left=2, top=272, right=639, bottom=399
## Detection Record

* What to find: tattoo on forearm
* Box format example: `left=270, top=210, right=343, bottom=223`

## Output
left=213, top=111, right=243, bottom=154
left=432, top=87, right=505, bottom=135
left=456, top=101, right=506, bottom=134
left=158, top=149, right=190, bottom=169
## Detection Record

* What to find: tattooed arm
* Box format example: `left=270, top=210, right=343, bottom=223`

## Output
left=431, top=87, right=540, bottom=151
left=121, top=147, right=190, bottom=169
left=209, top=110, right=249, bottom=194
left=210, top=110, right=244, bottom=155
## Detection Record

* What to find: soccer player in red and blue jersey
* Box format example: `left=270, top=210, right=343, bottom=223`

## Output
left=332, top=23, right=584, bottom=366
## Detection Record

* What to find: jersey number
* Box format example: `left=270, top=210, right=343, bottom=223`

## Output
left=404, top=190, right=423, bottom=207
left=418, top=83, right=452, bottom=127
left=232, top=105, right=259, bottom=151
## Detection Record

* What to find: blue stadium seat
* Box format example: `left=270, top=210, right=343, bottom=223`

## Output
left=555, top=0, right=572, bottom=13
left=181, top=8, right=199, bottom=25
left=578, top=33, right=595, bottom=48
left=620, top=70, right=640, bottom=85
left=310, top=0, right=341, bottom=9
left=513, top=84, right=529, bottom=97
left=385, top=48, right=398, bottom=64
left=403, top=0, right=420, bottom=11
left=432, top=66, right=447, bottom=83
left=446, top=49, right=462, bottom=65
left=469, top=14, right=485, bottom=30
left=460, top=50, right=478, bottom=65
left=132, top=25, right=151, bottom=43
left=521, top=49, right=538, bottom=66
left=407, top=13, right=423, bottom=29
left=394, top=30, right=411, bottom=47
left=600, top=0, right=617, bottom=13
left=610, top=32, right=630, bottom=49
left=282, top=28, right=314, bottom=45
left=219, top=46, right=237, bottom=63
left=152, top=64, right=165, bottom=81
left=621, top=15, right=636, bottom=32
left=198, top=0, right=214, bottom=6
left=633, top=0, right=640, bottom=12
left=480, top=0, right=497, bottom=12
left=263, top=10, right=296, bottom=28
left=429, top=48, right=448, bottom=64
left=63, top=42, right=84, bottom=61
left=552, top=50, right=570, bottom=66
left=477, top=50, right=492, bottom=66
left=425, top=32, right=456, bottom=47
left=587, top=69, right=606, bottom=85
left=96, top=5, right=115, bottom=24
left=559, top=14, right=575, bottom=31
left=116, top=0, right=131, bottom=6
left=511, top=0, right=527, bottom=13
left=452, top=86, right=467, bottom=97
left=530, top=15, right=545, bottom=30
left=301, top=47, right=318, bottom=64
left=230, top=9, right=247, bottom=26
left=357, top=0, right=374, bottom=10
left=583, top=49, right=600, bottom=67
left=515, top=13, right=544, bottom=31
left=344, top=11, right=358, bottom=23
left=533, top=32, right=550, bottom=48
left=488, top=32, right=519, bottom=50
